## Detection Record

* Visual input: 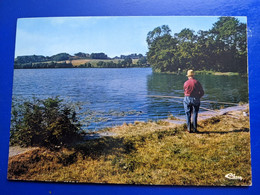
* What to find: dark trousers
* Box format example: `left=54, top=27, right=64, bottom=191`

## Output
left=183, top=96, right=200, bottom=132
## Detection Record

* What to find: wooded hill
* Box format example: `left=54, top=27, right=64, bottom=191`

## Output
left=14, top=53, right=148, bottom=69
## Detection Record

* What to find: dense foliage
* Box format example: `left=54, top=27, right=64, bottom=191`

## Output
left=15, top=55, right=47, bottom=64
left=77, top=59, right=147, bottom=68
left=74, top=52, right=89, bottom=58
left=119, top=53, right=144, bottom=59
left=83, top=58, right=147, bottom=68
left=10, top=97, right=82, bottom=148
left=50, top=53, right=71, bottom=61
left=90, top=52, right=108, bottom=59
left=147, top=17, right=247, bottom=73
left=15, top=53, right=71, bottom=64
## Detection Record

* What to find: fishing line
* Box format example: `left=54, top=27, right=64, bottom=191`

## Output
left=147, top=95, right=238, bottom=106
left=168, top=98, right=219, bottom=113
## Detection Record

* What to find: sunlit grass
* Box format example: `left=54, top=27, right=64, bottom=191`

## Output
left=66, top=59, right=139, bottom=67
left=68, top=59, right=121, bottom=66
left=8, top=109, right=251, bottom=186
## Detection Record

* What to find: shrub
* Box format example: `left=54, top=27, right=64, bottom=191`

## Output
left=10, top=97, right=83, bottom=148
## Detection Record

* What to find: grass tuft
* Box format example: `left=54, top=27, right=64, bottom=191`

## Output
left=8, top=109, right=251, bottom=186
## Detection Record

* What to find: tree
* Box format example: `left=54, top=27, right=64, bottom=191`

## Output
left=15, top=55, right=47, bottom=64
left=137, top=57, right=147, bottom=66
left=210, top=17, right=247, bottom=72
left=175, top=28, right=196, bottom=43
left=97, top=61, right=105, bottom=67
left=74, top=52, right=87, bottom=58
left=147, top=32, right=178, bottom=72
left=146, top=17, right=247, bottom=73
left=50, top=53, right=71, bottom=61
left=146, top=25, right=171, bottom=47
left=123, top=58, right=132, bottom=67
left=90, top=53, right=108, bottom=59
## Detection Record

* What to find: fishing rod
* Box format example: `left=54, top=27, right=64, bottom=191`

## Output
left=168, top=98, right=219, bottom=113
left=147, top=95, right=239, bottom=106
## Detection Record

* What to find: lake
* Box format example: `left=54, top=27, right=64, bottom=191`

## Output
left=12, top=68, right=248, bottom=131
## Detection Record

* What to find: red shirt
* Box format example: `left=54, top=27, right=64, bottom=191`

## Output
left=184, top=78, right=204, bottom=98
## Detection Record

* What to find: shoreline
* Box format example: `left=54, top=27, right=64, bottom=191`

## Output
left=153, top=70, right=243, bottom=76
left=13, top=67, right=243, bottom=76
left=8, top=103, right=251, bottom=185
left=164, top=104, right=249, bottom=125
left=9, top=104, right=249, bottom=157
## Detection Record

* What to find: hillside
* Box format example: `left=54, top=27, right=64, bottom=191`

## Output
left=14, top=53, right=147, bottom=69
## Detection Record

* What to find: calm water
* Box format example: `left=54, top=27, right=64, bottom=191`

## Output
left=12, top=68, right=248, bottom=131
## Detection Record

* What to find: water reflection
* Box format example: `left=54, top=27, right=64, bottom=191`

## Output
left=146, top=72, right=248, bottom=115
left=12, top=68, right=248, bottom=131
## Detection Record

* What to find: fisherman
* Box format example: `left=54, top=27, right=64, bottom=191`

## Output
left=183, top=70, right=204, bottom=133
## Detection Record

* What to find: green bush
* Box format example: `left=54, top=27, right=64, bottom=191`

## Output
left=10, top=97, right=83, bottom=148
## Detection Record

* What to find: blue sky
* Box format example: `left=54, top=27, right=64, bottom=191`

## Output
left=15, top=16, right=247, bottom=58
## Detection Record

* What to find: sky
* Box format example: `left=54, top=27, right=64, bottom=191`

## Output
left=15, top=16, right=247, bottom=58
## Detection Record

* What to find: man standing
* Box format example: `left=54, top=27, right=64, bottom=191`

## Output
left=183, top=70, right=204, bottom=133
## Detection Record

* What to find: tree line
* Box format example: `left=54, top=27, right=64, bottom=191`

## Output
left=15, top=53, right=71, bottom=64
left=15, top=52, right=146, bottom=64
left=15, top=52, right=109, bottom=64
left=78, top=58, right=148, bottom=68
left=14, top=52, right=148, bottom=69
left=146, top=17, right=247, bottom=73
left=14, top=61, right=73, bottom=69
left=14, top=58, right=148, bottom=69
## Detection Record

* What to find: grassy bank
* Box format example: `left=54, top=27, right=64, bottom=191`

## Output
left=8, top=109, right=251, bottom=186
left=153, top=69, right=241, bottom=76
left=195, top=70, right=240, bottom=76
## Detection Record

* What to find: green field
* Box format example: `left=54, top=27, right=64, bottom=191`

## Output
left=66, top=58, right=139, bottom=67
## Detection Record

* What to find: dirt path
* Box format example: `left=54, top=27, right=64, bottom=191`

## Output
left=164, top=104, right=249, bottom=125
left=8, top=104, right=248, bottom=158
left=9, top=146, right=39, bottom=158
